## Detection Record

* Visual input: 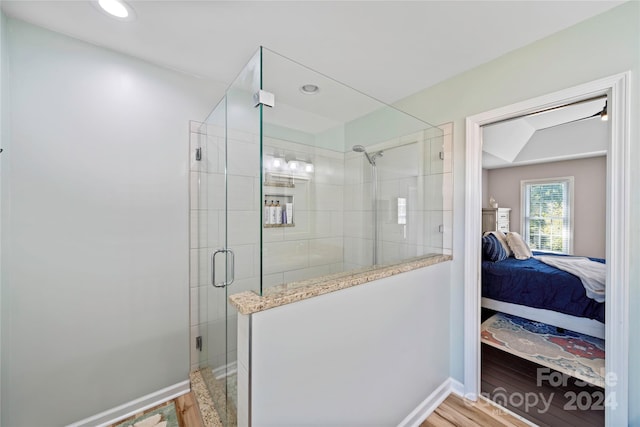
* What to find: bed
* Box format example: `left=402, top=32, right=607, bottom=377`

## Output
left=481, top=251, right=606, bottom=339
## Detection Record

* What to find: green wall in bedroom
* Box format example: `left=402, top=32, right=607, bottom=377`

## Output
left=394, top=1, right=639, bottom=424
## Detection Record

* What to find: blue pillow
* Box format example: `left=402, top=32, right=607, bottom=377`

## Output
left=482, top=233, right=508, bottom=262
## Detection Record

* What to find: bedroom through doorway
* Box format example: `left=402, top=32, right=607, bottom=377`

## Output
left=464, top=73, right=630, bottom=427
left=479, top=96, right=608, bottom=426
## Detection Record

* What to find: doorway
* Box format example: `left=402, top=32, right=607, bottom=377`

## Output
left=464, top=73, right=630, bottom=425
left=480, top=96, right=607, bottom=425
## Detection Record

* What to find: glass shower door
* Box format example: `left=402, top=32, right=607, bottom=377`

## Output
left=220, top=48, right=262, bottom=426
left=193, top=48, right=262, bottom=427
left=190, top=97, right=231, bottom=425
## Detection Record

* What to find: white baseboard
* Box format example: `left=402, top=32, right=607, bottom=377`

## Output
left=67, top=380, right=190, bottom=427
left=397, top=377, right=461, bottom=427
left=449, top=378, right=464, bottom=397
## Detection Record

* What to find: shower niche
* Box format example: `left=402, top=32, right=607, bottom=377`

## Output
left=263, top=194, right=294, bottom=227
left=190, top=46, right=449, bottom=427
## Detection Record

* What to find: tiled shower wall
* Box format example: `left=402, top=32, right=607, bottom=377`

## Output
left=189, top=121, right=262, bottom=372
left=262, top=137, right=345, bottom=288
left=190, top=121, right=222, bottom=372
left=189, top=122, right=453, bottom=371
left=189, top=124, right=347, bottom=371
left=437, top=123, right=454, bottom=255
left=343, top=123, right=453, bottom=269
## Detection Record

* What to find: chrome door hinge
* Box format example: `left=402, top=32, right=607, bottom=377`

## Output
left=196, top=336, right=203, bottom=352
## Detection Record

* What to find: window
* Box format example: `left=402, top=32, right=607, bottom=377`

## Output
left=521, top=177, right=574, bottom=254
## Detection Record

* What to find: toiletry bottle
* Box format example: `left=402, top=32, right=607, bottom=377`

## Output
left=286, top=202, right=293, bottom=224
left=282, top=204, right=287, bottom=225
left=264, top=200, right=269, bottom=225
left=275, top=200, right=282, bottom=225
left=269, top=200, right=276, bottom=225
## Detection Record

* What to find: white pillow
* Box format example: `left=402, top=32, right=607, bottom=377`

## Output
left=483, top=231, right=512, bottom=257
left=506, top=232, right=533, bottom=260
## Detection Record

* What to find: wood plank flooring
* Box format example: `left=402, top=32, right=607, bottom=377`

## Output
left=113, top=347, right=605, bottom=427
left=175, top=392, right=205, bottom=427
left=109, top=392, right=204, bottom=427
left=421, top=393, right=531, bottom=426
left=482, top=344, right=604, bottom=426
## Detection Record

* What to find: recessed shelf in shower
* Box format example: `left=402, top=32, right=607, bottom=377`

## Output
left=263, top=193, right=294, bottom=227
left=264, top=223, right=295, bottom=228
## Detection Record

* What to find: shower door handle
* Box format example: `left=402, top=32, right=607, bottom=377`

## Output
left=211, top=249, right=235, bottom=288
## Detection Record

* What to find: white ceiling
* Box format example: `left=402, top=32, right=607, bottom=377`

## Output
left=1, top=1, right=624, bottom=106
left=482, top=98, right=608, bottom=169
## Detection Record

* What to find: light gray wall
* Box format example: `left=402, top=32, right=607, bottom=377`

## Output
left=487, top=156, right=606, bottom=258
left=251, top=262, right=451, bottom=425
left=481, top=168, right=489, bottom=208
left=1, top=19, right=221, bottom=426
left=394, top=2, right=639, bottom=424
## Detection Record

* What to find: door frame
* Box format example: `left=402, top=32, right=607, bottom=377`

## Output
left=463, top=72, right=630, bottom=425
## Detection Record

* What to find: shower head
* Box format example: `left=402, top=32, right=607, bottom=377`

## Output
left=352, top=145, right=366, bottom=153
left=352, top=145, right=383, bottom=166
left=370, top=151, right=383, bottom=161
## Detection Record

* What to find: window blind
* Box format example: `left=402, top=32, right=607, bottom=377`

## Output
left=523, top=179, right=571, bottom=253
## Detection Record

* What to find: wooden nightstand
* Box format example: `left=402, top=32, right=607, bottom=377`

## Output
left=482, top=208, right=511, bottom=233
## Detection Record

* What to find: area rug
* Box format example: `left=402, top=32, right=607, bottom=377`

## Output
left=481, top=312, right=605, bottom=387
left=115, top=401, right=178, bottom=427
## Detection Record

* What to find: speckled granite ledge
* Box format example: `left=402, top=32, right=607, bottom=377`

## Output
left=190, top=370, right=222, bottom=427
left=229, top=254, right=452, bottom=315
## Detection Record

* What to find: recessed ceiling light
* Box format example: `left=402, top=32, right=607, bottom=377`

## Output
left=300, top=84, right=319, bottom=95
left=96, top=0, right=135, bottom=20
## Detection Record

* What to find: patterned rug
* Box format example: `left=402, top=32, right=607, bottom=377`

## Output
left=115, top=402, right=178, bottom=427
left=481, top=312, right=605, bottom=387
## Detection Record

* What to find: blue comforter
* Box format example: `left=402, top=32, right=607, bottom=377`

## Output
left=482, top=252, right=605, bottom=323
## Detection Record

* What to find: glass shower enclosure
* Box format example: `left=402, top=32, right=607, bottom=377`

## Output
left=189, top=47, right=444, bottom=425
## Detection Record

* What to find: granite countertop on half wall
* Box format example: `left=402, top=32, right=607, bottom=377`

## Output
left=228, top=254, right=452, bottom=315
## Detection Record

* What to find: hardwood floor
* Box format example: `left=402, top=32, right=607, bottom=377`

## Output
left=113, top=349, right=605, bottom=427
left=482, top=344, right=604, bottom=426
left=176, top=392, right=205, bottom=427
left=421, top=393, right=530, bottom=426
left=109, top=392, right=204, bottom=427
